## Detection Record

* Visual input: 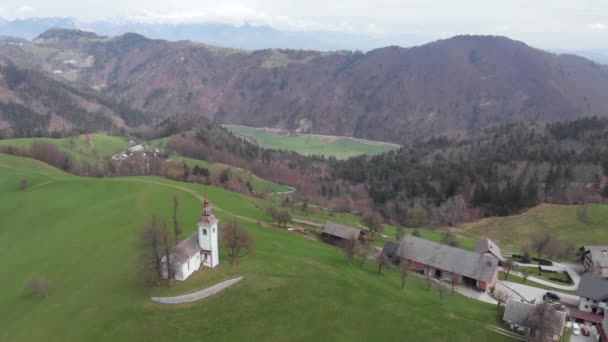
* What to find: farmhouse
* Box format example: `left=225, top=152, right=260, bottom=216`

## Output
left=321, top=222, right=362, bottom=245
left=475, top=238, right=505, bottom=264
left=576, top=274, right=608, bottom=316
left=162, top=197, right=219, bottom=281
left=580, top=246, right=608, bottom=277
left=397, top=235, right=499, bottom=291
left=502, top=299, right=566, bottom=340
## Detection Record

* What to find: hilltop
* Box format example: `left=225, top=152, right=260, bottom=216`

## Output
left=0, top=154, right=510, bottom=341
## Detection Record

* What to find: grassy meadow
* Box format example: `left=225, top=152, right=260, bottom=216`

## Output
left=0, top=134, right=131, bottom=166
left=224, top=125, right=399, bottom=159
left=0, top=154, right=511, bottom=342
left=457, top=203, right=608, bottom=253
left=0, top=135, right=291, bottom=195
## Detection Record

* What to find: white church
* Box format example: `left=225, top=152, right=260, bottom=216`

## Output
left=162, top=197, right=220, bottom=281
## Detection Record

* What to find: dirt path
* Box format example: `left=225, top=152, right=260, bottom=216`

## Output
left=106, top=178, right=257, bottom=223
left=151, top=276, right=243, bottom=304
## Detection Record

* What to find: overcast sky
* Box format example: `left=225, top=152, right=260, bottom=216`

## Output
left=1, top=0, right=606, bottom=49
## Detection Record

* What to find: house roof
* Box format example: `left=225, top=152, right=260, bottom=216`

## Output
left=503, top=300, right=536, bottom=327
left=503, top=300, right=566, bottom=336
left=568, top=308, right=604, bottom=324
left=576, top=274, right=608, bottom=301
left=382, top=241, right=399, bottom=258
left=322, top=222, right=361, bottom=240
left=582, top=246, right=608, bottom=268
left=398, top=235, right=498, bottom=283
left=171, top=232, right=200, bottom=263
left=475, top=238, right=505, bottom=261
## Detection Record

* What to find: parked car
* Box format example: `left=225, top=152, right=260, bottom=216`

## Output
left=582, top=327, right=590, bottom=337
left=572, top=323, right=581, bottom=336
left=544, top=292, right=560, bottom=301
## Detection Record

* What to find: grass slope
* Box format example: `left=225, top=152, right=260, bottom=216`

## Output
left=150, top=137, right=292, bottom=194
left=0, top=154, right=510, bottom=342
left=458, top=203, right=608, bottom=252
left=225, top=125, right=399, bottom=159
left=0, top=134, right=131, bottom=166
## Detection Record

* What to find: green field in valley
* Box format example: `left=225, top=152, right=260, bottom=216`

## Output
left=0, top=154, right=512, bottom=342
left=224, top=125, right=400, bottom=159
left=457, top=203, right=608, bottom=253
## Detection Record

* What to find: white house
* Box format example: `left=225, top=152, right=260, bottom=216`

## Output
left=162, top=197, right=220, bottom=281
left=576, top=274, right=608, bottom=315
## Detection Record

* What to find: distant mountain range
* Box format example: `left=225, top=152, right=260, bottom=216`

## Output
left=0, top=17, right=433, bottom=51
left=2, top=28, right=608, bottom=142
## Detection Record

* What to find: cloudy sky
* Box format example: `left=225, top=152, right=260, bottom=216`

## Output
left=1, top=0, right=606, bottom=49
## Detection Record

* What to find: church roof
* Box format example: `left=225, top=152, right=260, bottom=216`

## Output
left=171, top=232, right=200, bottom=263
left=198, top=197, right=218, bottom=225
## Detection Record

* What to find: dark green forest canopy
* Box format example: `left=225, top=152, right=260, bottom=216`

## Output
left=332, top=117, right=608, bottom=223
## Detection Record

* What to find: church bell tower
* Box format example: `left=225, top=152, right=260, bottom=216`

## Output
left=197, top=197, right=219, bottom=268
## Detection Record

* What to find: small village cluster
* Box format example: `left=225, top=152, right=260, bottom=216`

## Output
left=321, top=221, right=608, bottom=342
left=165, top=198, right=608, bottom=341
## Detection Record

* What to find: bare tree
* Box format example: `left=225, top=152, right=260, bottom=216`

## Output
left=425, top=265, right=433, bottom=291
left=450, top=269, right=459, bottom=294
left=358, top=240, right=370, bottom=268
left=376, top=252, right=390, bottom=274
left=362, top=210, right=384, bottom=238
left=502, top=259, right=515, bottom=280
left=399, top=247, right=410, bottom=288
left=440, top=231, right=460, bottom=247
left=221, top=221, right=253, bottom=266
left=526, top=302, right=561, bottom=342
left=160, top=219, right=176, bottom=286
left=266, top=207, right=292, bottom=226
left=395, top=226, right=405, bottom=241
left=23, top=275, right=51, bottom=297
left=493, top=288, right=511, bottom=309
left=139, top=215, right=164, bottom=285
left=339, top=234, right=359, bottom=266
left=172, top=195, right=182, bottom=242
left=532, top=234, right=552, bottom=258
left=522, top=271, right=531, bottom=283
left=437, top=281, right=446, bottom=305
left=19, top=178, right=28, bottom=190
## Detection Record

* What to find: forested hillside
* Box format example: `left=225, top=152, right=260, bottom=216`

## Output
left=0, top=61, right=152, bottom=137
left=333, top=117, right=608, bottom=226
left=3, top=29, right=608, bottom=143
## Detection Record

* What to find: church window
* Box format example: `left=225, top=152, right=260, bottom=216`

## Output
left=203, top=229, right=207, bottom=235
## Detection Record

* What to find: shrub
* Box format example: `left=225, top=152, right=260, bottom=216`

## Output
left=23, top=275, right=51, bottom=297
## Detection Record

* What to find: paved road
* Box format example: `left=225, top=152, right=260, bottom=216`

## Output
left=511, top=261, right=581, bottom=291
left=151, top=276, right=243, bottom=304
left=498, top=280, right=579, bottom=306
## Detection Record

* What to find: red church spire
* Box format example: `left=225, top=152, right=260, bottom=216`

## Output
left=199, top=196, right=217, bottom=224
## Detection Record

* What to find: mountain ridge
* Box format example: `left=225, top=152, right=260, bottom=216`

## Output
left=2, top=29, right=608, bottom=142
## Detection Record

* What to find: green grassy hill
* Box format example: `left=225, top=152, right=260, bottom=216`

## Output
left=0, top=134, right=131, bottom=166
left=0, top=154, right=510, bottom=341
left=458, top=203, right=608, bottom=252
left=225, top=125, right=400, bottom=159
left=0, top=135, right=291, bottom=194
left=150, top=138, right=293, bottom=194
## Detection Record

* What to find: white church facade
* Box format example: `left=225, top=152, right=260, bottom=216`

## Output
left=163, top=197, right=219, bottom=281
